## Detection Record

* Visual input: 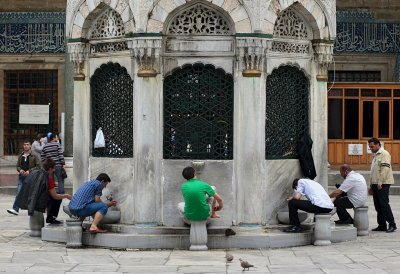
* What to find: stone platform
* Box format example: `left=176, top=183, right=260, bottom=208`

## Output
left=42, top=223, right=357, bottom=250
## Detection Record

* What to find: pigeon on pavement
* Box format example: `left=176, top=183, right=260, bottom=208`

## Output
left=239, top=258, right=254, bottom=271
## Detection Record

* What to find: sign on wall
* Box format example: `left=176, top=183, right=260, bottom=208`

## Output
left=19, top=104, right=49, bottom=124
left=348, top=144, right=363, bottom=155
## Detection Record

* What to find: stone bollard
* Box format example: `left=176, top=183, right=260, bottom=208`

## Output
left=353, top=206, right=369, bottom=236
left=189, top=220, right=208, bottom=251
left=66, top=219, right=83, bottom=248
left=313, top=213, right=331, bottom=246
left=29, top=211, right=44, bottom=237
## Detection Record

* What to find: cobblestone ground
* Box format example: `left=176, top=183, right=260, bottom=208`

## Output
left=0, top=194, right=399, bottom=273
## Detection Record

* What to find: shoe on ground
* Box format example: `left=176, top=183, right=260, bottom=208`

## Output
left=46, top=219, right=62, bottom=225
left=284, top=225, right=302, bottom=233
left=387, top=226, right=397, bottom=233
left=372, top=226, right=387, bottom=232
left=334, top=219, right=353, bottom=225
left=7, top=209, right=19, bottom=216
left=225, top=228, right=236, bottom=236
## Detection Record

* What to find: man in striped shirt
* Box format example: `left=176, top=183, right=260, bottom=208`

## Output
left=41, top=133, right=65, bottom=194
left=68, top=173, right=117, bottom=233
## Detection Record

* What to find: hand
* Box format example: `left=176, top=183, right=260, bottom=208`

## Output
left=213, top=205, right=221, bottom=211
left=108, top=200, right=117, bottom=207
left=368, top=188, right=373, bottom=195
left=377, top=184, right=382, bottom=190
left=287, top=196, right=293, bottom=201
left=65, top=194, right=72, bottom=200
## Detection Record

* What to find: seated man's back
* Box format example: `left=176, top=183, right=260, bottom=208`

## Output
left=181, top=178, right=215, bottom=221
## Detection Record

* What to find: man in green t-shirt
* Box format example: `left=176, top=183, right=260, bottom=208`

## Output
left=178, top=166, right=223, bottom=225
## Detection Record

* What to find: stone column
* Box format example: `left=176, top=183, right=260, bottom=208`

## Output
left=68, top=42, right=90, bottom=192
left=235, top=37, right=270, bottom=224
left=311, top=41, right=334, bottom=189
left=128, top=37, right=162, bottom=223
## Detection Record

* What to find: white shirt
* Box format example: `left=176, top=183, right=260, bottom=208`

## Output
left=296, top=179, right=334, bottom=209
left=339, top=171, right=368, bottom=208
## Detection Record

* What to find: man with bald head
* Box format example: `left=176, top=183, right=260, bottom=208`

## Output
left=329, top=164, right=368, bottom=225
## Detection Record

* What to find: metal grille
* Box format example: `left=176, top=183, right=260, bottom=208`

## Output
left=91, top=62, right=133, bottom=157
left=266, top=66, right=309, bottom=159
left=4, top=70, right=58, bottom=155
left=164, top=63, right=233, bottom=159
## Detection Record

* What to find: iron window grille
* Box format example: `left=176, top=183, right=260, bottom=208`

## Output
left=266, top=66, right=309, bottom=159
left=91, top=62, right=133, bottom=157
left=163, top=63, right=233, bottom=159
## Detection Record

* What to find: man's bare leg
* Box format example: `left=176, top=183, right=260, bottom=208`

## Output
left=210, top=198, right=220, bottom=218
left=89, top=212, right=105, bottom=232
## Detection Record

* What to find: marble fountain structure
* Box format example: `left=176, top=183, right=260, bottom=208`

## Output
left=41, top=0, right=360, bottom=249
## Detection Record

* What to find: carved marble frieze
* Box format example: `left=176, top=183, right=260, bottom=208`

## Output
left=68, top=42, right=88, bottom=80
left=0, top=12, right=65, bottom=54
left=237, top=37, right=271, bottom=77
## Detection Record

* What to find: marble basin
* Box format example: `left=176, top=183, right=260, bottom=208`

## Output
left=277, top=211, right=309, bottom=224
left=63, top=205, right=121, bottom=224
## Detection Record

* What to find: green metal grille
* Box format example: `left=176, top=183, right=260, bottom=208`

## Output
left=91, top=62, right=133, bottom=157
left=265, top=65, right=309, bottom=159
left=164, top=63, right=233, bottom=159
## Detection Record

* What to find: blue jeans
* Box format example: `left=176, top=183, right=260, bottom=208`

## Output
left=54, top=165, right=64, bottom=194
left=12, top=175, right=25, bottom=212
left=69, top=202, right=108, bottom=218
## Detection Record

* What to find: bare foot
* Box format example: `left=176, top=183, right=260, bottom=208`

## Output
left=210, top=213, right=220, bottom=218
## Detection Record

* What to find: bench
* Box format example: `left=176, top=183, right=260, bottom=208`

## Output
left=189, top=220, right=208, bottom=251
left=353, top=206, right=369, bottom=236
left=313, top=213, right=331, bottom=246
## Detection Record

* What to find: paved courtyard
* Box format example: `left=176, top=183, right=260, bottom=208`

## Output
left=0, top=194, right=399, bottom=273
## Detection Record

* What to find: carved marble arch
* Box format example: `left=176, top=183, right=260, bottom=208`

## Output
left=273, top=8, right=312, bottom=40
left=164, top=1, right=235, bottom=35
left=89, top=8, right=125, bottom=40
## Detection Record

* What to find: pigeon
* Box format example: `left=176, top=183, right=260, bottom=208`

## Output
left=239, top=258, right=254, bottom=271
left=225, top=254, right=234, bottom=262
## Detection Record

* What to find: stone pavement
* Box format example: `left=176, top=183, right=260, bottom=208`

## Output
left=0, top=194, right=399, bottom=274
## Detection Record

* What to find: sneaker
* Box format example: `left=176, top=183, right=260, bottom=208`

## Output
left=46, top=219, right=62, bottom=225
left=7, top=209, right=19, bottom=216
left=334, top=219, right=353, bottom=225
left=386, top=226, right=397, bottom=233
left=284, top=225, right=302, bottom=233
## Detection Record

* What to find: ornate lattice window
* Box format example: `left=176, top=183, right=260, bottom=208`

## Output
left=91, top=62, right=133, bottom=157
left=89, top=9, right=125, bottom=39
left=167, top=3, right=231, bottom=35
left=265, top=66, right=309, bottom=159
left=273, top=8, right=310, bottom=39
left=164, top=63, right=233, bottom=159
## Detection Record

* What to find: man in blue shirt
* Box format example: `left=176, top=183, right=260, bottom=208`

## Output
left=69, top=173, right=117, bottom=233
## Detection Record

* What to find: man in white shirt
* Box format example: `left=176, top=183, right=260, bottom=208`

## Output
left=329, top=164, right=368, bottom=225
left=285, top=178, right=334, bottom=233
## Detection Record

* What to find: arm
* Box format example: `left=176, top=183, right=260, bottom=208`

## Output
left=213, top=193, right=223, bottom=211
left=49, top=188, right=71, bottom=200
left=16, top=155, right=23, bottom=173
left=378, top=152, right=392, bottom=188
left=288, top=192, right=302, bottom=201
left=329, top=188, right=344, bottom=198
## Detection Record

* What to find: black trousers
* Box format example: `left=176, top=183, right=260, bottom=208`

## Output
left=333, top=195, right=354, bottom=221
left=47, top=197, right=62, bottom=222
left=371, top=184, right=396, bottom=228
left=288, top=199, right=332, bottom=226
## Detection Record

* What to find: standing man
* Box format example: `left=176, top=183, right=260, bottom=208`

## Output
left=41, top=133, right=65, bottom=194
left=68, top=173, right=117, bottom=233
left=368, top=138, right=397, bottom=233
left=284, top=178, right=334, bottom=233
left=7, top=141, right=40, bottom=216
left=329, top=164, right=368, bottom=225
left=178, top=167, right=223, bottom=225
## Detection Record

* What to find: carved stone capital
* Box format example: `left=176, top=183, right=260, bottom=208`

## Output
left=236, top=37, right=272, bottom=77
left=313, top=41, right=334, bottom=81
left=68, top=42, right=88, bottom=81
left=128, top=38, right=162, bottom=77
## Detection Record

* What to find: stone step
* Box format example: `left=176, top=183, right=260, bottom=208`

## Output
left=42, top=224, right=357, bottom=250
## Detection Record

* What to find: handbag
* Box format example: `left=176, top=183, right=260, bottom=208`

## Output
left=61, top=167, right=68, bottom=179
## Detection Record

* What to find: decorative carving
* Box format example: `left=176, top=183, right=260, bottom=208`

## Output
left=273, top=8, right=310, bottom=40
left=128, top=38, right=162, bottom=77
left=313, top=42, right=334, bottom=81
left=89, top=9, right=125, bottom=39
left=167, top=3, right=231, bottom=35
left=271, top=40, right=310, bottom=54
left=90, top=40, right=128, bottom=53
left=68, top=42, right=88, bottom=81
left=237, top=38, right=271, bottom=77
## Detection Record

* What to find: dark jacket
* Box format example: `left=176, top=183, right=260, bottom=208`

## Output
left=15, top=168, right=49, bottom=216
left=297, top=132, right=317, bottom=180
left=16, top=151, right=40, bottom=172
